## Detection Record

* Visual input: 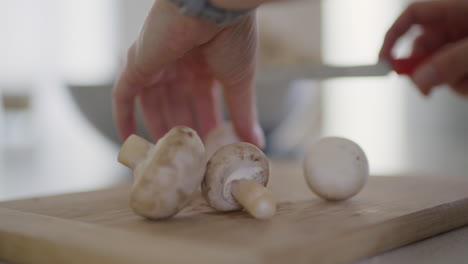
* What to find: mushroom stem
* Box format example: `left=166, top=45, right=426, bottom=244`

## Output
left=118, top=135, right=152, bottom=169
left=231, top=179, right=276, bottom=220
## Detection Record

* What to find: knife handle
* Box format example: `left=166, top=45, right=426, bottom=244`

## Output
left=390, top=52, right=435, bottom=75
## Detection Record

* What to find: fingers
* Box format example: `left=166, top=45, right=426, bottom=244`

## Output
left=133, top=0, right=198, bottom=76
left=380, top=1, right=449, bottom=59
left=223, top=74, right=263, bottom=146
left=192, top=80, right=221, bottom=139
left=141, top=80, right=207, bottom=142
left=165, top=83, right=196, bottom=129
left=113, top=43, right=169, bottom=141
left=451, top=78, right=468, bottom=97
left=412, top=38, right=468, bottom=95
left=113, top=64, right=140, bottom=141
left=148, top=75, right=220, bottom=141
left=113, top=0, right=224, bottom=142
left=204, top=15, right=265, bottom=148
left=140, top=87, right=169, bottom=141
left=411, top=29, right=447, bottom=57
left=180, top=51, right=221, bottom=139
left=134, top=0, right=222, bottom=76
left=113, top=0, right=200, bottom=141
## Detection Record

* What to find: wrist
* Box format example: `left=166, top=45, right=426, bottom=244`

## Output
left=210, top=0, right=265, bottom=10
left=168, top=0, right=254, bottom=26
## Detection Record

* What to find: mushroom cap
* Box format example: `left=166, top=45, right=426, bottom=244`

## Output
left=204, top=122, right=241, bottom=159
left=202, top=142, right=269, bottom=212
left=303, top=137, right=369, bottom=201
left=130, top=126, right=205, bottom=219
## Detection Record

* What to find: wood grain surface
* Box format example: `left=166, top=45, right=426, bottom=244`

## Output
left=1, top=162, right=468, bottom=264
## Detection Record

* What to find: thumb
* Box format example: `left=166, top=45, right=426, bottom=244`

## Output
left=131, top=1, right=192, bottom=78
left=131, top=0, right=219, bottom=79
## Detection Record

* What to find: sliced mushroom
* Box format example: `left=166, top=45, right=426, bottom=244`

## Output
left=118, top=126, right=205, bottom=219
left=204, top=122, right=241, bottom=159
left=303, top=137, right=369, bottom=201
left=202, top=142, right=276, bottom=219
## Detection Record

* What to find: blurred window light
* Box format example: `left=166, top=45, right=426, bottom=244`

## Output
left=322, top=0, right=406, bottom=66
left=321, top=0, right=407, bottom=175
left=59, top=0, right=118, bottom=84
left=0, top=0, right=117, bottom=86
left=1, top=0, right=46, bottom=83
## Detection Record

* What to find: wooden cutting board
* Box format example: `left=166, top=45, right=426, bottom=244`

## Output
left=1, top=162, right=468, bottom=264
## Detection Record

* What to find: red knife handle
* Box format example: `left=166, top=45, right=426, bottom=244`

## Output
left=390, top=52, right=435, bottom=75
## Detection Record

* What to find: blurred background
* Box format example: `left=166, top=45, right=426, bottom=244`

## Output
left=1, top=0, right=467, bottom=200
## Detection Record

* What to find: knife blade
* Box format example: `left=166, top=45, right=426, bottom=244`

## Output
left=259, top=53, right=434, bottom=81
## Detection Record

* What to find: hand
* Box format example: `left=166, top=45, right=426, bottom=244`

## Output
left=380, top=0, right=468, bottom=96
left=113, top=0, right=265, bottom=147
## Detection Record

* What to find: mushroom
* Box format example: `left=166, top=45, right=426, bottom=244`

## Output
left=204, top=122, right=241, bottom=159
left=202, top=142, right=276, bottom=219
left=118, top=126, right=206, bottom=219
left=303, top=137, right=369, bottom=201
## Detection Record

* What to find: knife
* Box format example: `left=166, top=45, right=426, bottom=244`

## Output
left=260, top=53, right=434, bottom=81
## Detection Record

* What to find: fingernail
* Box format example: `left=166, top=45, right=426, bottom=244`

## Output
left=413, top=64, right=439, bottom=91
left=420, top=87, right=430, bottom=96
left=254, top=122, right=266, bottom=149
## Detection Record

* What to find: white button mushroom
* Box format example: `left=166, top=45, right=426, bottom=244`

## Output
left=118, top=126, right=206, bottom=220
left=202, top=142, right=276, bottom=219
left=204, top=122, right=241, bottom=159
left=303, top=137, right=369, bottom=201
